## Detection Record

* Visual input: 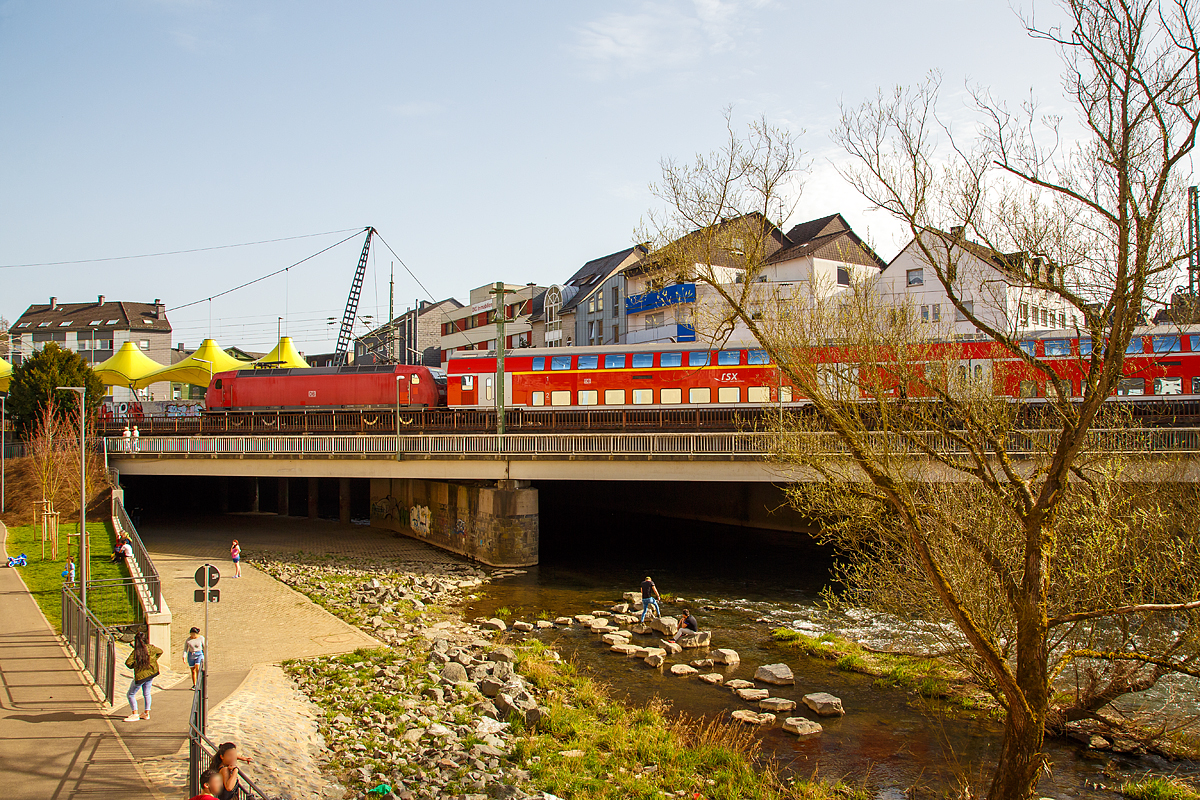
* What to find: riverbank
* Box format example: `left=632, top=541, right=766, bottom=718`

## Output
left=254, top=551, right=864, bottom=800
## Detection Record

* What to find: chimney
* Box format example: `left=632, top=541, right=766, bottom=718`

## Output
left=949, top=226, right=965, bottom=239
left=177, top=342, right=184, bottom=351
left=49, top=296, right=57, bottom=310
left=154, top=299, right=165, bottom=319
left=97, top=294, right=105, bottom=306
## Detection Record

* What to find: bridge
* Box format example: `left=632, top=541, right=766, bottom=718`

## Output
left=107, top=428, right=1200, bottom=567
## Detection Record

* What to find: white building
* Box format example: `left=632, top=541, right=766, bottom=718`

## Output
left=880, top=229, right=1077, bottom=336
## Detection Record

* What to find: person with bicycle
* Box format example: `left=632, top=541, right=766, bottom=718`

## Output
left=639, top=576, right=661, bottom=623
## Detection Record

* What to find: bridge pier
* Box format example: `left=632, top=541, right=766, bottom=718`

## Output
left=339, top=478, right=351, bottom=524
left=370, top=477, right=538, bottom=567
left=250, top=477, right=260, bottom=513
left=307, top=477, right=319, bottom=519
left=278, top=478, right=289, bottom=516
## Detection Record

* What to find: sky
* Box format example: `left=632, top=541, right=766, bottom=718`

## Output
left=0, top=0, right=1072, bottom=356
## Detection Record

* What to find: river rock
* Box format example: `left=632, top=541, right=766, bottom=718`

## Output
left=760, top=697, right=797, bottom=712
left=755, top=663, right=795, bottom=685
left=630, top=624, right=652, bottom=635
left=731, top=710, right=775, bottom=725
left=611, top=643, right=639, bottom=655
left=803, top=692, right=845, bottom=717
left=691, top=658, right=714, bottom=669
left=611, top=602, right=629, bottom=614
left=1088, top=735, right=1111, bottom=750
left=669, top=664, right=699, bottom=676
left=725, top=679, right=755, bottom=690
left=645, top=653, right=665, bottom=668
left=574, top=614, right=595, bottom=623
left=711, top=649, right=740, bottom=665
left=478, top=677, right=504, bottom=697
left=512, top=621, right=534, bottom=632
left=676, top=630, right=711, bottom=648
left=614, top=614, right=638, bottom=625
left=623, top=591, right=641, bottom=604
left=486, top=647, right=516, bottom=663
left=440, top=662, right=469, bottom=684
left=649, top=616, right=679, bottom=636
left=782, top=717, right=823, bottom=737
left=555, top=617, right=573, bottom=626
left=699, top=673, right=724, bottom=685
left=601, top=633, right=630, bottom=646
left=536, top=620, right=555, bottom=629
left=735, top=688, right=770, bottom=702
left=661, top=641, right=683, bottom=656
left=482, top=618, right=507, bottom=632
left=589, top=620, right=612, bottom=632
left=635, top=647, right=667, bottom=659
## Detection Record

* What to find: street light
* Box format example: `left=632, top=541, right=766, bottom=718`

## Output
left=1, top=392, right=7, bottom=515
left=57, top=386, right=87, bottom=608
left=395, top=374, right=405, bottom=455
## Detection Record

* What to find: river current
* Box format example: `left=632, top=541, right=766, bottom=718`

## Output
left=459, top=510, right=1198, bottom=798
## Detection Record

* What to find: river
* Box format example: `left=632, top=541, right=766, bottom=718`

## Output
left=459, top=510, right=1198, bottom=798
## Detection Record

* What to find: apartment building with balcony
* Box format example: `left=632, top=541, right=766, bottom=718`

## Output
left=438, top=283, right=546, bottom=362
left=10, top=296, right=174, bottom=400
left=879, top=228, right=1078, bottom=336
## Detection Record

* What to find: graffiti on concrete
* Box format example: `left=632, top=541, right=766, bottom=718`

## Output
left=410, top=505, right=431, bottom=536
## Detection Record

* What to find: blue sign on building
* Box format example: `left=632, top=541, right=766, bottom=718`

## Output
left=624, top=283, right=696, bottom=315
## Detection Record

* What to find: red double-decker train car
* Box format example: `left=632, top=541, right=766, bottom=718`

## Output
left=205, top=364, right=444, bottom=411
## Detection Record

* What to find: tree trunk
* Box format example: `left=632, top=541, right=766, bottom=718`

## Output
left=987, top=711, right=1045, bottom=800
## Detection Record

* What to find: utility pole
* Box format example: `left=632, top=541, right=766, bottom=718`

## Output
left=489, top=283, right=508, bottom=445
left=57, top=387, right=87, bottom=608
left=413, top=297, right=420, bottom=366
left=1190, top=186, right=1199, bottom=296
left=389, top=263, right=395, bottom=362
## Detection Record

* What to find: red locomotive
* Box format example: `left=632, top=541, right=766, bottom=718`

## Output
left=205, top=364, right=445, bottom=411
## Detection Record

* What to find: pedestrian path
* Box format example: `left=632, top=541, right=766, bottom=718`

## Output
left=0, top=523, right=158, bottom=800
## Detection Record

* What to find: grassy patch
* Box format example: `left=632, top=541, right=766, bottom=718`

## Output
left=1122, top=776, right=1200, bottom=800
left=770, top=628, right=989, bottom=714
left=4, top=521, right=138, bottom=630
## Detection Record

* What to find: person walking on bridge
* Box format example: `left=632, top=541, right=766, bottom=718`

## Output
left=639, top=576, right=661, bottom=624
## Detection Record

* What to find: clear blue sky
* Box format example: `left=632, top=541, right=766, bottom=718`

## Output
left=1, top=0, right=1068, bottom=354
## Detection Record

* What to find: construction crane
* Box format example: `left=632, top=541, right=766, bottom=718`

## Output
left=334, top=227, right=375, bottom=366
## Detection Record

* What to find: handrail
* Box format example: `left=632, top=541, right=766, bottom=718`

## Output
left=104, top=428, right=1200, bottom=459
left=188, top=670, right=267, bottom=799
left=112, top=493, right=161, bottom=613
left=60, top=583, right=118, bottom=705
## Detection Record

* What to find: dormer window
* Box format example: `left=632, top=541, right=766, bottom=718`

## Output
left=106, top=319, right=120, bottom=324
left=89, top=320, right=102, bottom=326
left=38, top=322, right=51, bottom=327
left=17, top=322, right=30, bottom=328
left=59, top=321, right=71, bottom=326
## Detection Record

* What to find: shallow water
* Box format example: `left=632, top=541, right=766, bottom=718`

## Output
left=460, top=510, right=1197, bottom=797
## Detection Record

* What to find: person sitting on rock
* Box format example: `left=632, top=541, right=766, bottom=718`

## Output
left=639, top=576, right=661, bottom=623
left=670, top=609, right=700, bottom=643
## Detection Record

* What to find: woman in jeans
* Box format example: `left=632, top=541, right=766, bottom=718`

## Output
left=123, top=630, right=162, bottom=722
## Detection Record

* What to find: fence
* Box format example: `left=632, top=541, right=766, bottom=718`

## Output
left=60, top=583, right=117, bottom=705
left=104, top=428, right=1200, bottom=460
left=112, top=493, right=161, bottom=613
left=188, top=669, right=266, bottom=799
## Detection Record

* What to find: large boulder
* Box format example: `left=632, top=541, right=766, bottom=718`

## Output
left=649, top=616, right=679, bottom=637
left=440, top=662, right=469, bottom=684
left=482, top=618, right=507, bottom=632
left=611, top=602, right=630, bottom=614
left=754, top=663, right=795, bottom=686
left=676, top=630, right=711, bottom=648
left=711, top=648, right=740, bottom=665
left=622, top=591, right=641, bottom=604
left=760, top=697, right=797, bottom=712
left=661, top=641, right=683, bottom=656
left=735, top=688, right=770, bottom=702
left=487, top=647, right=517, bottom=663
left=731, top=710, right=775, bottom=725
left=803, top=692, right=845, bottom=717
left=512, top=621, right=534, bottom=632
left=783, top=717, right=823, bottom=737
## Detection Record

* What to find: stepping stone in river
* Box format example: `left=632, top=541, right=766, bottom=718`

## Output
left=735, top=688, right=770, bottom=702
left=698, top=673, right=724, bottom=685
left=731, top=710, right=775, bottom=725
left=726, top=679, right=755, bottom=690
left=783, top=717, right=823, bottom=736
left=711, top=648, right=740, bottom=665
left=803, top=692, right=845, bottom=717
left=760, top=697, right=797, bottom=712
left=754, top=663, right=795, bottom=685
left=669, top=664, right=699, bottom=676
left=611, top=643, right=639, bottom=655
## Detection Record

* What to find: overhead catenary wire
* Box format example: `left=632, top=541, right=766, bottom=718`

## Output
left=0, top=226, right=364, bottom=270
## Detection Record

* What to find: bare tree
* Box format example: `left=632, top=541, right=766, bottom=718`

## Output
left=640, top=3, right=1200, bottom=797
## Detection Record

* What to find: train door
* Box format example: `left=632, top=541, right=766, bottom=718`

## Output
left=459, top=374, right=478, bottom=406
left=396, top=373, right=412, bottom=407
left=958, top=359, right=992, bottom=394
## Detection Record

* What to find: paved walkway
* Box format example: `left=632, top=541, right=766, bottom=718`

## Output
left=0, top=523, right=158, bottom=800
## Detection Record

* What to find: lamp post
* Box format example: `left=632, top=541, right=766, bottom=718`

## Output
left=57, top=386, right=87, bottom=607
left=395, top=375, right=405, bottom=457
left=1, top=392, right=6, bottom=514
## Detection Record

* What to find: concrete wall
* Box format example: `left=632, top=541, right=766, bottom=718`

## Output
left=370, top=478, right=538, bottom=567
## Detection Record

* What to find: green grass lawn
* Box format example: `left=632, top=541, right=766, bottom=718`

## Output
left=4, top=520, right=140, bottom=630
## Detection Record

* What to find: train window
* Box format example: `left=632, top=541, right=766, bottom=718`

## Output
left=689, top=352, right=710, bottom=367
left=1044, top=339, right=1070, bottom=357
left=604, top=354, right=626, bottom=369
left=1126, top=338, right=1145, bottom=354
left=1155, top=377, right=1182, bottom=395
left=550, top=391, right=571, bottom=406
left=578, top=355, right=599, bottom=370
left=780, top=386, right=793, bottom=402
left=531, top=391, right=545, bottom=406
left=411, top=374, right=421, bottom=384
left=957, top=365, right=968, bottom=383
left=1019, top=342, right=1036, bottom=356
left=1191, top=335, right=1200, bottom=352
left=604, top=389, right=626, bottom=404
left=661, top=388, right=683, bottom=404
left=1152, top=335, right=1181, bottom=353
left=631, top=353, right=654, bottom=368
left=660, top=353, right=683, bottom=368
left=532, top=357, right=545, bottom=371
left=1019, top=380, right=1037, bottom=398
left=632, top=389, right=654, bottom=405
left=551, top=356, right=572, bottom=370
left=214, top=379, right=223, bottom=389
left=461, top=376, right=474, bottom=389
left=974, top=365, right=984, bottom=381
left=717, top=350, right=741, bottom=366
left=485, top=376, right=494, bottom=401
left=1116, top=378, right=1145, bottom=396
left=717, top=387, right=740, bottom=403
left=748, top=386, right=770, bottom=403
left=1193, top=376, right=1200, bottom=394
left=747, top=350, right=769, bottom=365
left=688, top=387, right=710, bottom=403
left=578, top=390, right=598, bottom=406
left=1079, top=339, right=1094, bottom=355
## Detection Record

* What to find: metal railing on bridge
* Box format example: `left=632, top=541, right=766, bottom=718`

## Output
left=112, top=493, right=162, bottom=613
left=104, top=428, right=1200, bottom=460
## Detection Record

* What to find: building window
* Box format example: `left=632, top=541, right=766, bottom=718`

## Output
left=955, top=301, right=974, bottom=321
left=588, top=298, right=595, bottom=313
left=596, top=292, right=603, bottom=312
left=837, top=266, right=850, bottom=286
left=1019, top=303, right=1029, bottom=326
left=907, top=268, right=924, bottom=286
left=611, top=287, right=619, bottom=317
left=921, top=305, right=929, bottom=322
left=932, top=304, right=941, bottom=322
left=611, top=325, right=618, bottom=343
left=139, top=340, right=150, bottom=350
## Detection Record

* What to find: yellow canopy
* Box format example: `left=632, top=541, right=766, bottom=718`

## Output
left=0, top=357, right=11, bottom=392
left=252, top=337, right=311, bottom=370
left=145, top=338, right=248, bottom=387
left=92, top=342, right=166, bottom=389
